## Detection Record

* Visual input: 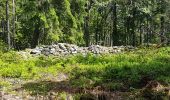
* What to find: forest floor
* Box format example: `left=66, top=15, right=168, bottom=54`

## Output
left=0, top=73, right=127, bottom=100
left=0, top=46, right=170, bottom=99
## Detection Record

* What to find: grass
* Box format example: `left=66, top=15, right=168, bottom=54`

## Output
left=0, top=47, right=170, bottom=98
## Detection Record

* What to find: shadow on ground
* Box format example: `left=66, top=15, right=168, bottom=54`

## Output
left=20, top=80, right=127, bottom=100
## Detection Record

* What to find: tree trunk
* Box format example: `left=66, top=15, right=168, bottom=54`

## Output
left=84, top=1, right=91, bottom=47
left=131, top=7, right=136, bottom=46
left=84, top=16, right=90, bottom=47
left=12, top=0, right=15, bottom=48
left=31, top=28, right=40, bottom=48
left=6, top=0, right=11, bottom=49
left=112, top=2, right=118, bottom=46
left=146, top=16, right=149, bottom=46
left=95, top=12, right=99, bottom=45
left=160, top=16, right=165, bottom=43
left=139, top=22, right=142, bottom=45
left=126, top=16, right=130, bottom=45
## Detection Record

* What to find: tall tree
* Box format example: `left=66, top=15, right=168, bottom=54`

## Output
left=6, top=0, right=10, bottom=49
left=12, top=0, right=15, bottom=48
left=112, top=1, right=118, bottom=46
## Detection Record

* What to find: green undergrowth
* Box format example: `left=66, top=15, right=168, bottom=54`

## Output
left=0, top=47, right=170, bottom=92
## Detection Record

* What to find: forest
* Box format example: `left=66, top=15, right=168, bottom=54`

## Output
left=0, top=0, right=170, bottom=49
left=0, top=0, right=170, bottom=100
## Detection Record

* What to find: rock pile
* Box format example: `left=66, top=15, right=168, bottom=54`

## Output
left=30, top=43, right=135, bottom=56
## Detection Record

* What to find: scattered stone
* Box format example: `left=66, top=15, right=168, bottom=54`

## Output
left=28, top=43, right=136, bottom=56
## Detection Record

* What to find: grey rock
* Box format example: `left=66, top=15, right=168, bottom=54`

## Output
left=71, top=51, right=77, bottom=54
left=50, top=48, right=56, bottom=54
left=29, top=43, right=136, bottom=56
left=58, top=43, right=66, bottom=50
left=30, top=49, right=41, bottom=54
left=44, top=52, right=50, bottom=56
left=43, top=48, right=50, bottom=52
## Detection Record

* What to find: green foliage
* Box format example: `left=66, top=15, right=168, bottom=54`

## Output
left=0, top=81, right=10, bottom=87
left=0, top=47, right=170, bottom=92
left=0, top=52, right=59, bottom=79
left=64, top=47, right=170, bottom=90
left=0, top=40, right=7, bottom=52
left=1, top=0, right=170, bottom=48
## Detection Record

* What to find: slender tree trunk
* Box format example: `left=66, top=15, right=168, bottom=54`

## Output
left=6, top=0, right=11, bottom=49
left=139, top=21, right=142, bottom=45
left=112, top=2, right=118, bottom=46
left=126, top=17, right=130, bottom=45
left=109, top=24, right=112, bottom=46
left=12, top=0, right=15, bottom=48
left=95, top=12, right=99, bottom=45
left=123, top=17, right=127, bottom=46
left=160, top=16, right=165, bottom=43
left=84, top=15, right=90, bottom=47
left=84, top=1, right=91, bottom=47
left=146, top=16, right=149, bottom=46
left=131, top=7, right=136, bottom=46
left=31, top=27, right=40, bottom=48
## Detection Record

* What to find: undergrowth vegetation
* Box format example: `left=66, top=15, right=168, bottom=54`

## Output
left=0, top=46, right=170, bottom=92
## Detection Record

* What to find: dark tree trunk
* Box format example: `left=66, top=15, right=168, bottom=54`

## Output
left=139, top=22, right=142, bottom=45
left=126, top=16, right=130, bottom=45
left=112, top=2, right=118, bottom=46
left=31, top=27, right=40, bottom=48
left=12, top=0, right=16, bottom=48
left=1, top=19, right=6, bottom=40
left=6, top=0, right=11, bottom=49
left=146, top=16, right=149, bottom=46
left=84, top=16, right=90, bottom=47
left=131, top=7, right=136, bottom=46
left=160, top=16, right=165, bottom=43
left=84, top=1, right=92, bottom=47
left=95, top=12, right=99, bottom=45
